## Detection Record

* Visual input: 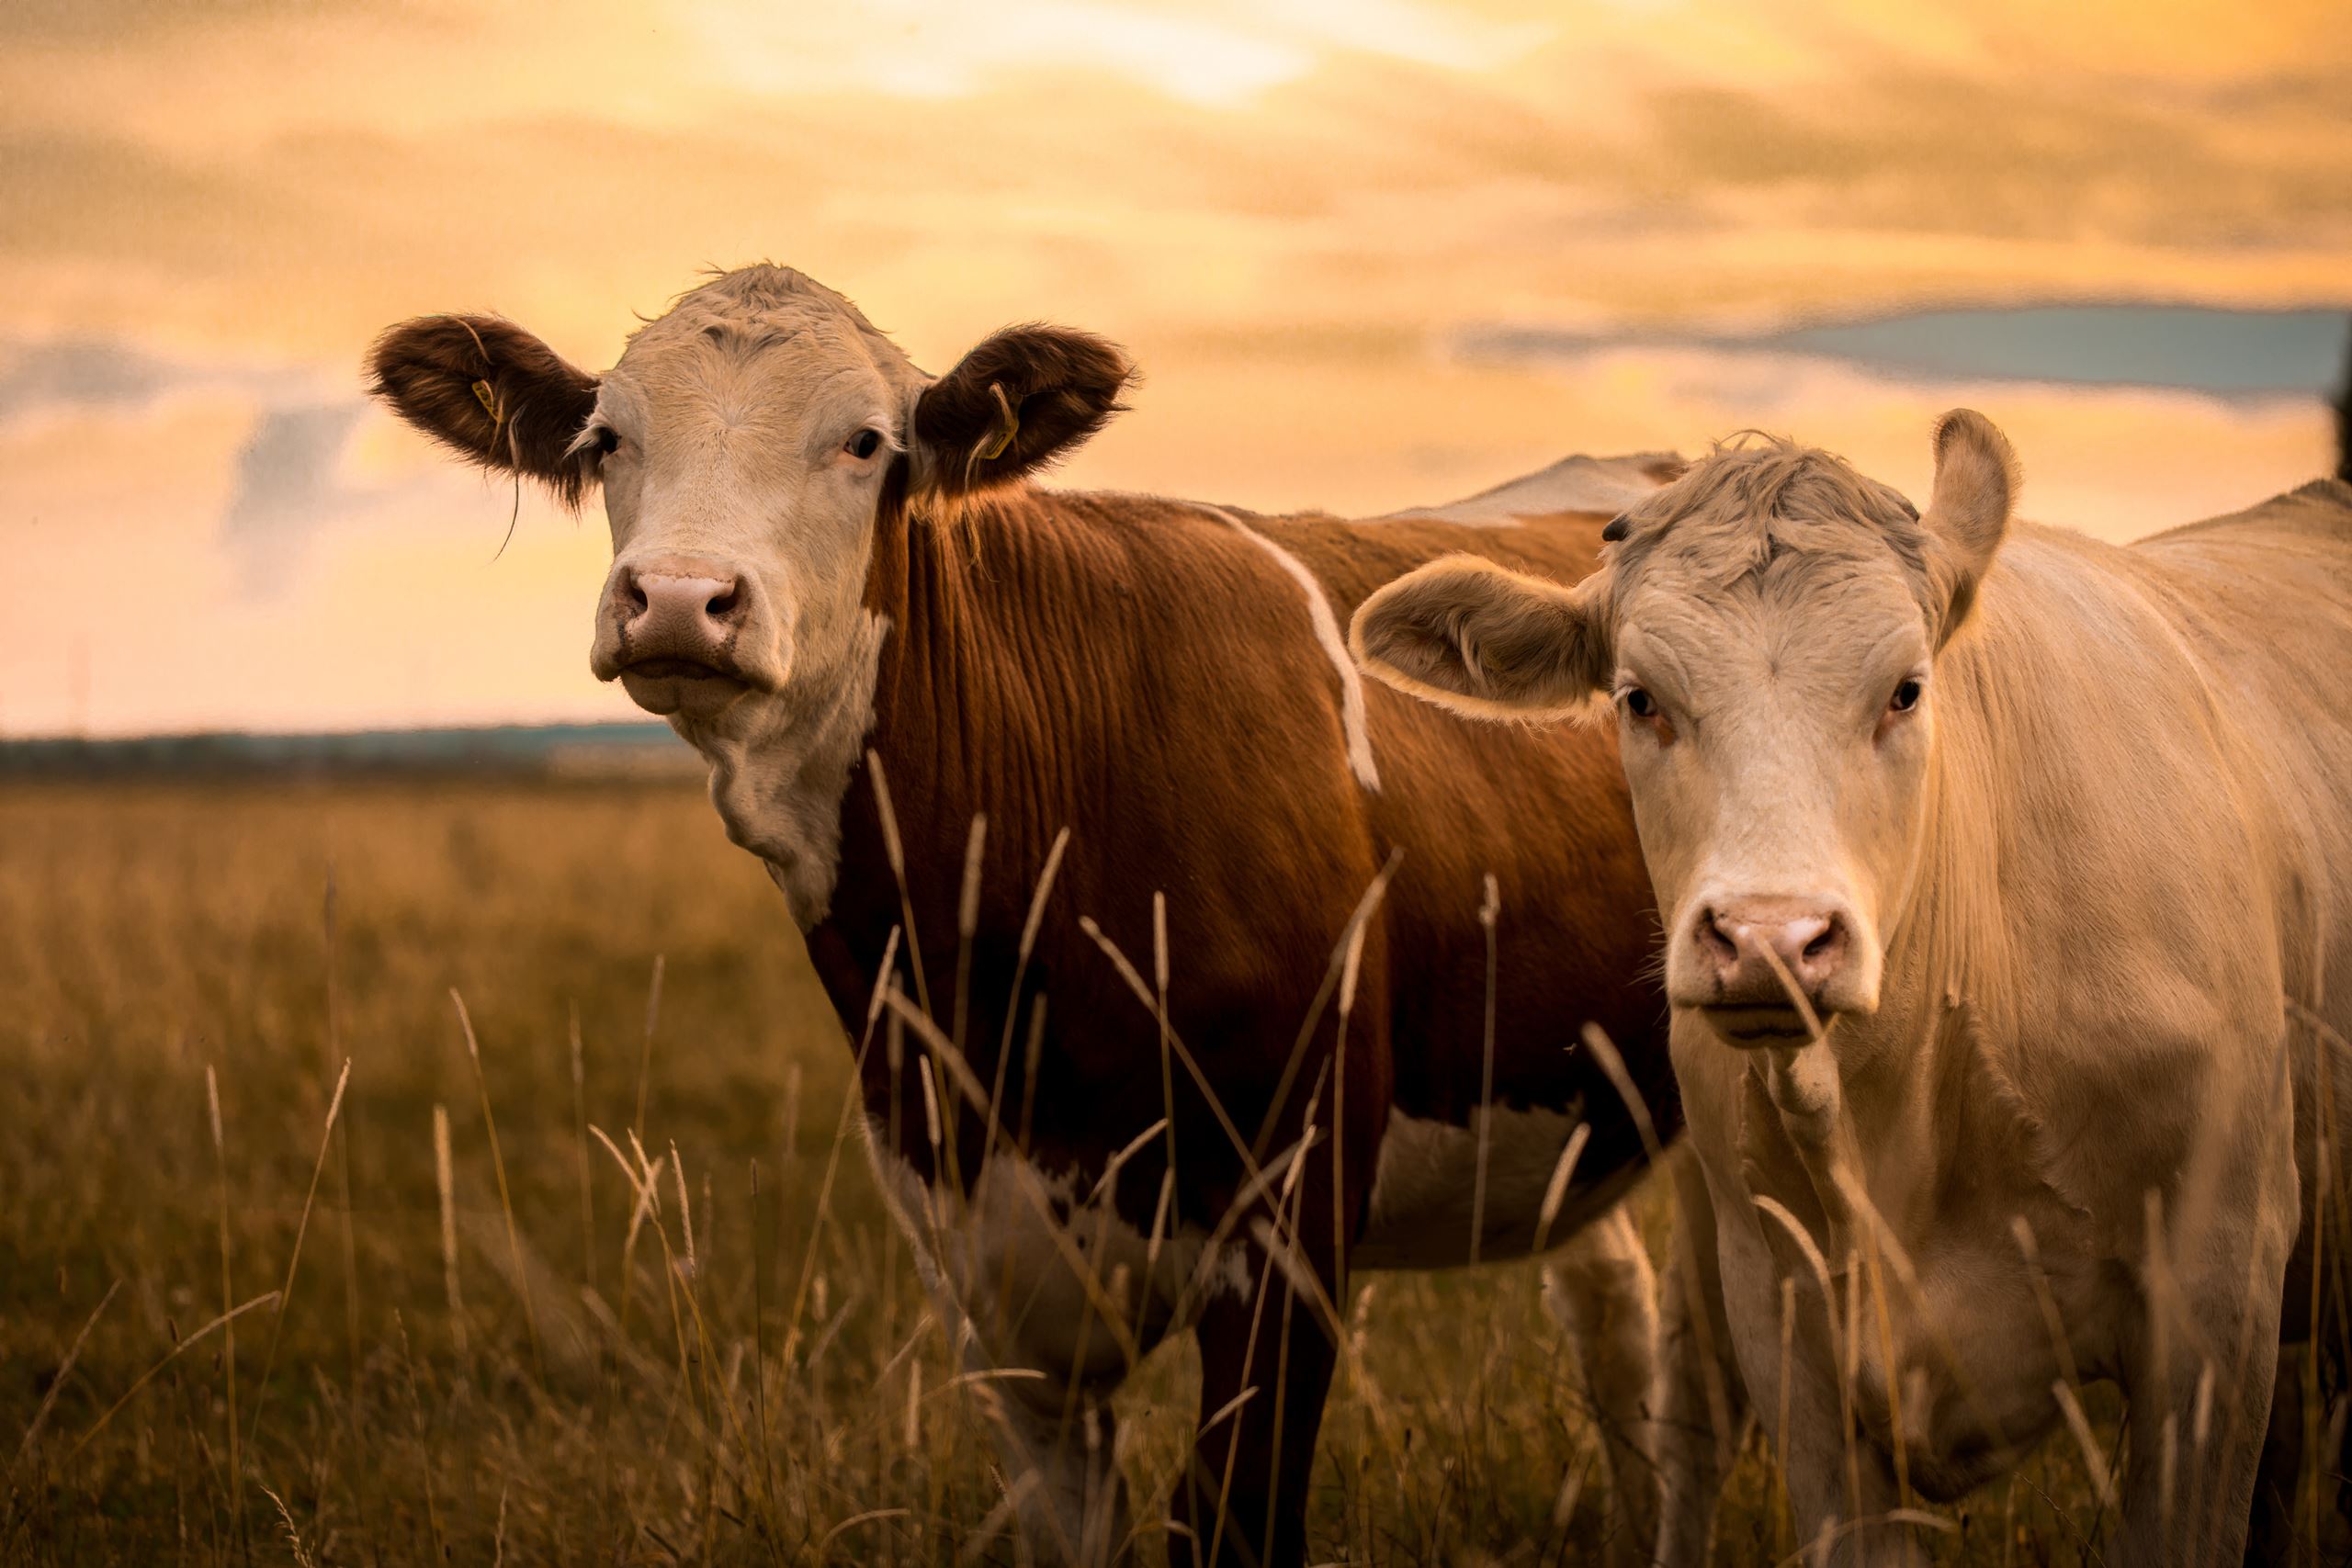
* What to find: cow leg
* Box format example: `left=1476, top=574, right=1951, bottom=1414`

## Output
left=1651, top=1145, right=1748, bottom=1566
left=2120, top=1052, right=2297, bottom=1568
left=1170, top=1231, right=1340, bottom=1568
left=966, top=1335, right=1134, bottom=1567
left=1702, top=1163, right=1917, bottom=1568
left=861, top=1124, right=1146, bottom=1564
left=2247, top=1346, right=2302, bottom=1566
left=1544, top=1204, right=1662, bottom=1564
left=2121, top=1317, right=2282, bottom=1568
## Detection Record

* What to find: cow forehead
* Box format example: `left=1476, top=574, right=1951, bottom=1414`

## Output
left=1616, top=557, right=1928, bottom=700
left=605, top=266, right=926, bottom=445
left=1608, top=437, right=1932, bottom=612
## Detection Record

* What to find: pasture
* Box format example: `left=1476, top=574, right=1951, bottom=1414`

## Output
left=0, top=779, right=2161, bottom=1563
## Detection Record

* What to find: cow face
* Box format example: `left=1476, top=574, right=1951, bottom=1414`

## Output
left=368, top=266, right=1132, bottom=728
left=1354, top=412, right=2015, bottom=1049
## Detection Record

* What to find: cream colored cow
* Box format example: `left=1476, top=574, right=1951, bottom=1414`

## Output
left=1355, top=412, right=2352, bottom=1564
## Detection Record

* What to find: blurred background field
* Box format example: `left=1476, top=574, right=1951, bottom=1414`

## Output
left=1, top=777, right=2132, bottom=1566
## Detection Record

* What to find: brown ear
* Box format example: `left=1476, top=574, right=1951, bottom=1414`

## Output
left=1350, top=554, right=1610, bottom=721
left=910, top=324, right=1135, bottom=499
left=1920, top=408, right=2018, bottom=644
left=367, top=315, right=602, bottom=506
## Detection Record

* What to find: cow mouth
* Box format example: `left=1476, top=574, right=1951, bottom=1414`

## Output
left=612, top=655, right=768, bottom=716
left=621, top=657, right=743, bottom=683
left=1696, top=1002, right=1822, bottom=1047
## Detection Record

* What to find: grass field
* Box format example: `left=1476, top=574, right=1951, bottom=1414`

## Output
left=1, top=780, right=2142, bottom=1565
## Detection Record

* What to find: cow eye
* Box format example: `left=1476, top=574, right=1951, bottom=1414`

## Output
left=594, top=426, right=620, bottom=456
left=848, top=428, right=883, bottom=460
left=1623, top=686, right=1657, bottom=720
left=1889, top=677, right=1924, bottom=713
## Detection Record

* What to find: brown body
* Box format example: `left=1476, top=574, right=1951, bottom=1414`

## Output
left=808, top=489, right=1676, bottom=1564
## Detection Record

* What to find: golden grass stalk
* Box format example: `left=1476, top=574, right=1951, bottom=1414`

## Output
left=246, top=1056, right=351, bottom=1452
left=260, top=1483, right=320, bottom=1568
left=1529, top=1122, right=1591, bottom=1257
left=2051, top=1380, right=2115, bottom=1509
left=204, top=1064, right=244, bottom=1551
left=1468, top=873, right=1500, bottom=1267
left=391, top=1308, right=447, bottom=1562
left=9, top=1279, right=119, bottom=1469
left=634, top=953, right=665, bottom=1140
left=433, top=1103, right=469, bottom=1358
left=571, top=1001, right=597, bottom=1298
left=451, top=987, right=544, bottom=1379
left=70, top=1290, right=282, bottom=1459
left=866, top=749, right=931, bottom=1019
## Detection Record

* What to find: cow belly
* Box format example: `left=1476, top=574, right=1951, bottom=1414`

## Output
left=1353, top=1104, right=1603, bottom=1270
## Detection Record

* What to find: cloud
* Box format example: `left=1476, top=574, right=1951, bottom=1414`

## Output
left=0, top=333, right=330, bottom=423
left=0, top=337, right=181, bottom=421
left=217, top=399, right=379, bottom=594
left=0, top=332, right=389, bottom=596
left=1458, top=305, right=2352, bottom=400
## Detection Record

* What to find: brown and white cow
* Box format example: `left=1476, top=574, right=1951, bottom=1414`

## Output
left=367, top=265, right=1728, bottom=1567
left=1356, top=414, right=2352, bottom=1564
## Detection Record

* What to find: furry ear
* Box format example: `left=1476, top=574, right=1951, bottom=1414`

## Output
left=1920, top=408, right=2018, bottom=644
left=367, top=315, right=602, bottom=506
left=1351, top=554, right=1611, bottom=721
left=910, top=324, right=1135, bottom=499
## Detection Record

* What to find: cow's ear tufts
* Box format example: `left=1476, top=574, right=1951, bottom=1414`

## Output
left=368, top=315, right=602, bottom=507
left=1351, top=554, right=1611, bottom=722
left=910, top=324, right=1136, bottom=501
left=1920, top=408, right=2018, bottom=645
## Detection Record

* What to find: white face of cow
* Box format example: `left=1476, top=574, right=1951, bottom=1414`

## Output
left=368, top=265, right=1132, bottom=923
left=574, top=286, right=917, bottom=718
left=1353, top=412, right=2016, bottom=1049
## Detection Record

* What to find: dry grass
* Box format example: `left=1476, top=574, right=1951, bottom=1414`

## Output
left=0, top=779, right=2148, bottom=1564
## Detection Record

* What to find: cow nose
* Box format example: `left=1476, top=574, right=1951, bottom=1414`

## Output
left=614, top=557, right=745, bottom=661
left=1694, top=897, right=1851, bottom=1003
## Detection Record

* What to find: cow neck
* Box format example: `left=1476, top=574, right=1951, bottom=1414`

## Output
left=817, top=479, right=1111, bottom=1008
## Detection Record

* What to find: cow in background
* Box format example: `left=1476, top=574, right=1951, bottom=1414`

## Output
left=370, top=265, right=1731, bottom=1567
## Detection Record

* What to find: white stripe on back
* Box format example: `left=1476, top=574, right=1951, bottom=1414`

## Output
left=1198, top=504, right=1382, bottom=794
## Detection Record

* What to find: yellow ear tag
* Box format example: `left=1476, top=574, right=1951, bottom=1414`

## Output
left=978, top=382, right=1019, bottom=462
left=471, top=378, right=501, bottom=423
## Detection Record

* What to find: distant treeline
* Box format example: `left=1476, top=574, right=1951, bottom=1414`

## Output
left=0, top=723, right=703, bottom=781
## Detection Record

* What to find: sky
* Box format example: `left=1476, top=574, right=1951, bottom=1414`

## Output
left=4, top=0, right=2348, bottom=736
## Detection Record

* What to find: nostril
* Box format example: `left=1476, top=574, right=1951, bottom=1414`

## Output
left=706, top=581, right=741, bottom=621
left=625, top=576, right=650, bottom=616
left=1696, top=909, right=1739, bottom=965
left=1803, top=922, right=1839, bottom=962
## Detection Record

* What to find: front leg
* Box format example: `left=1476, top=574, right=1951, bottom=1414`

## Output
left=2119, top=1173, right=2296, bottom=1562
left=1706, top=1158, right=1926, bottom=1568
left=1171, top=1228, right=1341, bottom=1568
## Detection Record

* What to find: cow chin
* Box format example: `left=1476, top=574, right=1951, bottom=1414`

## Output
left=616, top=662, right=757, bottom=719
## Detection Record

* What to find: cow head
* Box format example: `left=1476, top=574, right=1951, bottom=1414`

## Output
left=1353, top=412, right=2016, bottom=1048
left=368, top=266, right=1133, bottom=728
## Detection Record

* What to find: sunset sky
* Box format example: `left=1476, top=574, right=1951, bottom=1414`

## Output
left=6, top=0, right=2348, bottom=736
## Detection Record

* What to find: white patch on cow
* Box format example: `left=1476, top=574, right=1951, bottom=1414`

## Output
left=1199, top=503, right=1382, bottom=793
left=1356, top=1102, right=1595, bottom=1270
left=689, top=607, right=889, bottom=928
